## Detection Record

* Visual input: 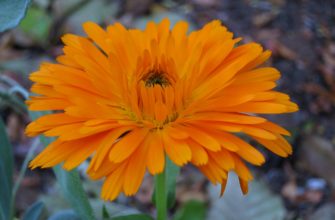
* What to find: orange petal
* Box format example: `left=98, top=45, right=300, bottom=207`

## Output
left=146, top=131, right=165, bottom=174
left=83, top=21, right=110, bottom=52
left=188, top=139, right=208, bottom=166
left=239, top=177, right=249, bottom=195
left=109, top=128, right=149, bottom=163
left=232, top=154, right=253, bottom=181
left=257, top=121, right=291, bottom=136
left=92, top=126, right=135, bottom=170
left=182, top=126, right=221, bottom=151
left=220, top=178, right=228, bottom=197
left=162, top=132, right=191, bottom=166
left=123, top=142, right=147, bottom=195
left=101, top=163, right=127, bottom=200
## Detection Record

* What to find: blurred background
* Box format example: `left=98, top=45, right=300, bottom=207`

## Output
left=1, top=0, right=335, bottom=219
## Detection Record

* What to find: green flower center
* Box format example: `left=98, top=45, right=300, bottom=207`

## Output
left=144, top=71, right=170, bottom=87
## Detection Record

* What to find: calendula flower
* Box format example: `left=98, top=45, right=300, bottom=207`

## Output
left=26, top=18, right=298, bottom=200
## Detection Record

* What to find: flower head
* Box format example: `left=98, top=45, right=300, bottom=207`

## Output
left=26, top=18, right=298, bottom=200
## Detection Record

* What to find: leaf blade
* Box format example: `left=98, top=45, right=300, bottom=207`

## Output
left=173, top=200, right=206, bottom=220
left=22, top=201, right=44, bottom=220
left=165, top=157, right=180, bottom=208
left=53, top=166, right=95, bottom=220
left=48, top=210, right=80, bottom=220
left=0, top=118, right=13, bottom=219
left=0, top=0, right=31, bottom=32
left=102, top=204, right=110, bottom=219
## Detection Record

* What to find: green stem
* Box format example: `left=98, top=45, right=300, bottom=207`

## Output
left=155, top=169, right=167, bottom=220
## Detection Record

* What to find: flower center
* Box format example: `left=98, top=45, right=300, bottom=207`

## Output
left=144, top=71, right=170, bottom=87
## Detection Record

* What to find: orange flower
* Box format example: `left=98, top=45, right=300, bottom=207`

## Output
left=26, top=18, right=298, bottom=200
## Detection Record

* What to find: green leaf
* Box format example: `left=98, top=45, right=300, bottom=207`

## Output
left=166, top=157, right=180, bottom=208
left=173, top=201, right=206, bottom=220
left=48, top=210, right=80, bottom=220
left=53, top=157, right=96, bottom=220
left=0, top=118, right=13, bottom=187
left=102, top=204, right=110, bottom=219
left=0, top=0, right=31, bottom=32
left=19, top=6, right=52, bottom=44
left=110, top=214, right=154, bottom=220
left=22, top=201, right=44, bottom=220
left=0, top=118, right=13, bottom=219
left=0, top=165, right=10, bottom=220
left=0, top=206, right=4, bottom=220
left=30, top=112, right=95, bottom=220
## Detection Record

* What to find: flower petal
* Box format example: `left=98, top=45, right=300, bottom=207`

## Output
left=162, top=132, right=191, bottom=166
left=146, top=131, right=165, bottom=174
left=109, top=128, right=149, bottom=163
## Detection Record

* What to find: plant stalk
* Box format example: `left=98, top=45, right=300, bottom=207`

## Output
left=155, top=169, right=167, bottom=220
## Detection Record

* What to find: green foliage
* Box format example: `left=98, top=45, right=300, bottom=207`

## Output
left=48, top=210, right=80, bottom=220
left=0, top=0, right=31, bottom=32
left=0, top=207, right=4, bottom=220
left=165, top=157, right=180, bottom=208
left=102, top=204, right=110, bottom=219
left=0, top=165, right=9, bottom=220
left=19, top=6, right=52, bottom=44
left=110, top=214, right=154, bottom=220
left=173, top=201, right=206, bottom=220
left=0, top=118, right=13, bottom=220
left=22, top=201, right=45, bottom=220
left=0, top=118, right=13, bottom=182
left=31, top=112, right=95, bottom=220
left=53, top=166, right=95, bottom=220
